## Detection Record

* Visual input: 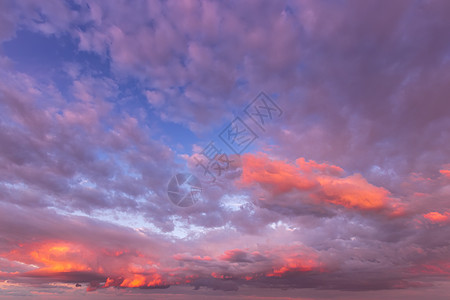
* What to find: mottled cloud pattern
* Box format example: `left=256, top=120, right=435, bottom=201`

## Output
left=0, top=0, right=449, bottom=299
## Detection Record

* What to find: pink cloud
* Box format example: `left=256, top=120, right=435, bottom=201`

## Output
left=1, top=0, right=450, bottom=298
left=440, top=169, right=450, bottom=179
left=423, top=212, right=450, bottom=223
left=240, top=153, right=401, bottom=213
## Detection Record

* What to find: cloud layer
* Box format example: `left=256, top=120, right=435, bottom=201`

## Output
left=0, top=0, right=449, bottom=299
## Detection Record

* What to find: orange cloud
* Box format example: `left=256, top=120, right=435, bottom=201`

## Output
left=2, top=242, right=94, bottom=273
left=240, top=153, right=395, bottom=212
left=316, top=174, right=388, bottom=210
left=33, top=245, right=92, bottom=272
left=0, top=240, right=178, bottom=290
left=211, top=246, right=325, bottom=281
left=211, top=272, right=234, bottom=279
left=423, top=212, right=449, bottom=223
left=118, top=273, right=165, bottom=288
left=265, top=246, right=324, bottom=277
left=439, top=169, right=450, bottom=179
left=240, top=153, right=316, bottom=194
left=267, top=256, right=317, bottom=277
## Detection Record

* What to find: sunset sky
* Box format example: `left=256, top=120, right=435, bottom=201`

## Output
left=0, top=1, right=450, bottom=299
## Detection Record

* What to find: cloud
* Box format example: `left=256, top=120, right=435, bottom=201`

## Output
left=423, top=212, right=450, bottom=223
left=0, top=0, right=449, bottom=298
left=145, top=90, right=165, bottom=107
left=440, top=167, right=450, bottom=179
left=239, top=153, right=402, bottom=214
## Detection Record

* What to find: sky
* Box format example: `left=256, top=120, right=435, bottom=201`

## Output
left=0, top=0, right=450, bottom=299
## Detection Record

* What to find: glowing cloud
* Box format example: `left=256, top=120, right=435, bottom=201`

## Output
left=240, top=153, right=397, bottom=212
left=423, top=212, right=450, bottom=223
